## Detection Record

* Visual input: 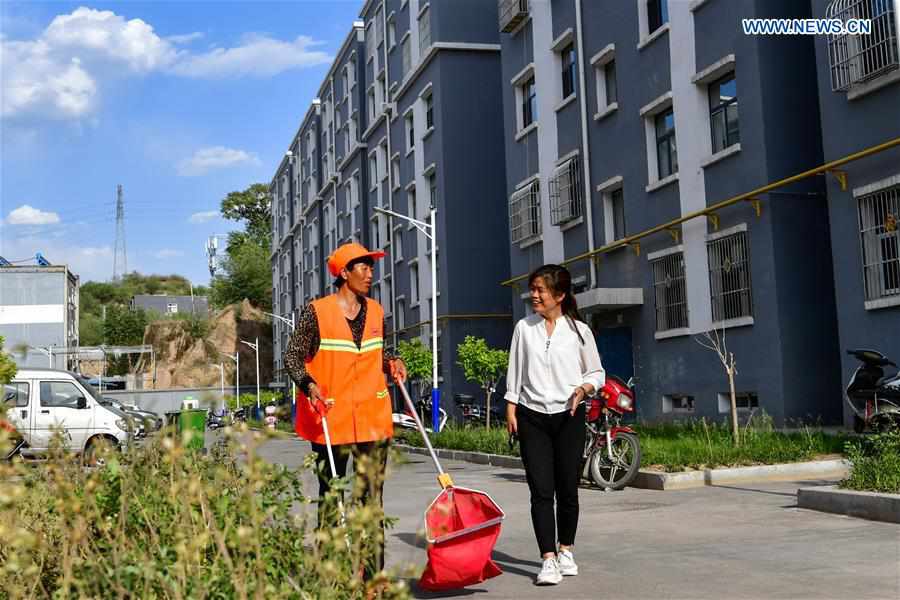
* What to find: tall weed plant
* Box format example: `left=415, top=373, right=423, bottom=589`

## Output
left=0, top=418, right=412, bottom=599
left=841, top=427, right=900, bottom=494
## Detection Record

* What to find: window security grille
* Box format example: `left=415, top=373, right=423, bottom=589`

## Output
left=858, top=184, right=900, bottom=300
left=549, top=157, right=583, bottom=225
left=827, top=0, right=898, bottom=91
left=707, top=231, right=753, bottom=322
left=499, top=0, right=529, bottom=33
left=509, top=181, right=542, bottom=243
left=651, top=253, right=688, bottom=331
left=419, top=7, right=432, bottom=57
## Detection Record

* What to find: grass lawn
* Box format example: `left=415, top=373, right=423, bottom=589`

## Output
left=394, top=417, right=850, bottom=472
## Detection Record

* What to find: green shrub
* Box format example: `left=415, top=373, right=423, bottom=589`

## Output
left=841, top=427, right=900, bottom=494
left=0, top=421, right=412, bottom=599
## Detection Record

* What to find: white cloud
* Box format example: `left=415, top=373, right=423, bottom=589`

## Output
left=170, top=34, right=330, bottom=78
left=153, top=248, right=184, bottom=259
left=1, top=7, right=330, bottom=122
left=5, top=204, right=61, bottom=225
left=188, top=210, right=221, bottom=224
left=166, top=32, right=204, bottom=45
left=178, top=146, right=259, bottom=176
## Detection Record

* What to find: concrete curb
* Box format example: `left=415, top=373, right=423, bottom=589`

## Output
left=635, top=459, right=850, bottom=490
left=797, top=485, right=900, bottom=523
left=395, top=444, right=524, bottom=470
left=395, top=444, right=849, bottom=490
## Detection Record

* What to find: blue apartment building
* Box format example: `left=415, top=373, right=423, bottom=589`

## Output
left=271, top=0, right=899, bottom=426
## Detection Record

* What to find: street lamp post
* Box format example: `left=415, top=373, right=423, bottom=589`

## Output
left=33, top=346, right=53, bottom=368
left=373, top=205, right=441, bottom=432
left=223, top=351, right=239, bottom=409
left=240, top=338, right=260, bottom=411
left=264, top=311, right=296, bottom=406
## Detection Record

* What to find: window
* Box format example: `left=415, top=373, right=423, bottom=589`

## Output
left=418, top=5, right=431, bottom=56
left=402, top=35, right=412, bottom=77
left=369, top=154, right=378, bottom=190
left=375, top=7, right=384, bottom=48
left=550, top=157, right=583, bottom=225
left=391, top=156, right=400, bottom=188
left=648, top=0, right=669, bottom=33
left=167, top=302, right=178, bottom=314
left=521, top=77, right=537, bottom=128
left=719, top=391, right=759, bottom=413
left=366, top=23, right=375, bottom=61
left=662, top=394, right=694, bottom=414
left=409, top=188, right=417, bottom=220
left=428, top=174, right=437, bottom=208
left=388, top=18, right=396, bottom=49
left=708, top=231, right=753, bottom=322
left=372, top=217, right=381, bottom=249
left=561, top=44, right=577, bottom=99
left=709, top=73, right=739, bottom=153
left=858, top=183, right=900, bottom=301
left=411, top=263, right=420, bottom=304
left=379, top=142, right=388, bottom=181
left=424, top=94, right=434, bottom=130
left=373, top=282, right=381, bottom=305
left=397, top=299, right=406, bottom=330
left=604, top=60, right=617, bottom=104
left=394, top=227, right=403, bottom=260
left=4, top=382, right=29, bottom=407
left=651, top=252, right=688, bottom=331
left=509, top=180, right=542, bottom=243
left=655, top=108, right=678, bottom=179
left=611, top=188, right=626, bottom=240
left=384, top=278, right=393, bottom=312
left=367, top=88, right=376, bottom=122
left=40, top=381, right=84, bottom=408
left=827, top=0, right=899, bottom=91
left=405, top=112, right=415, bottom=151
left=342, top=68, right=349, bottom=99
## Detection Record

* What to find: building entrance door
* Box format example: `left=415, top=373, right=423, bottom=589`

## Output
left=594, top=326, right=634, bottom=383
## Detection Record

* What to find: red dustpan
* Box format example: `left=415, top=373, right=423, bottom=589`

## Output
left=396, top=383, right=504, bottom=591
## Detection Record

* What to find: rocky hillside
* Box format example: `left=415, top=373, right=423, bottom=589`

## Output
left=137, top=300, right=274, bottom=389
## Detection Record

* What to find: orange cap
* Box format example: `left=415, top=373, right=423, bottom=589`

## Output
left=327, top=242, right=386, bottom=276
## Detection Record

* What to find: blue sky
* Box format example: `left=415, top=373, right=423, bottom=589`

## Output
left=1, top=0, right=362, bottom=284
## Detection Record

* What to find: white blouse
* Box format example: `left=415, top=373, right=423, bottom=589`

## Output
left=503, top=313, right=605, bottom=414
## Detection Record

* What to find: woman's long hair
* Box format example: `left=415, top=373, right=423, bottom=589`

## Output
left=528, top=264, right=585, bottom=344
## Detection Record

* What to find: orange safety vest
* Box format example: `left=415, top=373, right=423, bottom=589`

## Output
left=294, top=294, right=393, bottom=445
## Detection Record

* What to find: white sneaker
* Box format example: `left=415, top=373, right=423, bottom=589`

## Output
left=536, top=557, right=563, bottom=585
left=557, top=549, right=578, bottom=576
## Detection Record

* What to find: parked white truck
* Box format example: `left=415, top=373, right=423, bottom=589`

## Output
left=3, top=368, right=131, bottom=464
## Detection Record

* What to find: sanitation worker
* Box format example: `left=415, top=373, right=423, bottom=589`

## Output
left=284, top=241, right=407, bottom=579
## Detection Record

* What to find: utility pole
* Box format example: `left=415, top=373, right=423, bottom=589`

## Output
left=113, top=184, right=127, bottom=281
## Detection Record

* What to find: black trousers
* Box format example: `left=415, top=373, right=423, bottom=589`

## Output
left=311, top=440, right=389, bottom=574
left=516, top=403, right=586, bottom=556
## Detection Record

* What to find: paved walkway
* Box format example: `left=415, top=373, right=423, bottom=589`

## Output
left=256, top=435, right=900, bottom=600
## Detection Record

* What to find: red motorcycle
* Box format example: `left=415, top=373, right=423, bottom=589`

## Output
left=582, top=375, right=641, bottom=490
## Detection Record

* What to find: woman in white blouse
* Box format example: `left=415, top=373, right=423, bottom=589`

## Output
left=504, top=264, right=605, bottom=586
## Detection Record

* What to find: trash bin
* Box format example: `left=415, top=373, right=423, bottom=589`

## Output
left=178, top=410, right=206, bottom=450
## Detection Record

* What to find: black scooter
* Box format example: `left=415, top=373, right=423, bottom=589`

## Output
left=845, top=349, right=900, bottom=432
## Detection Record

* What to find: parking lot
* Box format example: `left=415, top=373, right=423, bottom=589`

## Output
left=256, top=435, right=900, bottom=600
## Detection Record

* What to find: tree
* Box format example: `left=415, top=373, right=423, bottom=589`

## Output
left=221, top=183, right=272, bottom=248
left=396, top=339, right=433, bottom=398
left=0, top=336, right=17, bottom=385
left=695, top=327, right=740, bottom=446
left=103, top=306, right=149, bottom=375
left=210, top=239, right=272, bottom=310
left=456, top=336, right=509, bottom=429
